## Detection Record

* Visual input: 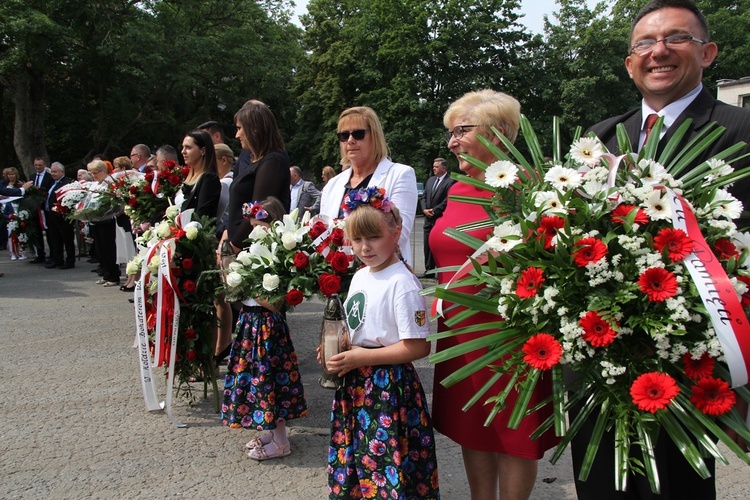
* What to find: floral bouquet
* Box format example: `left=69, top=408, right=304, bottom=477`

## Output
left=53, top=181, right=89, bottom=218
left=7, top=209, right=31, bottom=251
left=123, top=161, right=189, bottom=224
left=222, top=205, right=356, bottom=307
left=65, top=180, right=122, bottom=222
left=130, top=205, right=220, bottom=420
left=431, top=115, right=750, bottom=492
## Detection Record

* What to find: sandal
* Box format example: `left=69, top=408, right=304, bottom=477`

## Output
left=246, top=439, right=291, bottom=461
left=245, top=431, right=273, bottom=450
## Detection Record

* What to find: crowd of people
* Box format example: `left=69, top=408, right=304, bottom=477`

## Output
left=3, top=1, right=750, bottom=498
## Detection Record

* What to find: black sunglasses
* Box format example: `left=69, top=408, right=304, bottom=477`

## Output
left=337, top=129, right=369, bottom=142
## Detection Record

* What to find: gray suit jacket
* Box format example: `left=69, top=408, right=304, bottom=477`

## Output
left=293, top=180, right=321, bottom=215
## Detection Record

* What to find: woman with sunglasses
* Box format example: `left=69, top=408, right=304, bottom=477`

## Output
left=319, top=106, right=418, bottom=265
left=430, top=90, right=558, bottom=500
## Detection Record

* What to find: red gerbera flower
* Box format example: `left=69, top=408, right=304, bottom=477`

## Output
left=630, top=372, right=679, bottom=413
left=579, top=311, right=618, bottom=347
left=690, top=377, right=736, bottom=416
left=516, top=267, right=545, bottom=298
left=737, top=275, right=750, bottom=307
left=611, top=204, right=649, bottom=225
left=713, top=238, right=739, bottom=260
left=637, top=267, right=678, bottom=302
left=535, top=215, right=565, bottom=250
left=572, top=237, right=608, bottom=267
left=522, top=333, right=563, bottom=370
left=683, top=352, right=715, bottom=380
left=653, top=228, right=694, bottom=263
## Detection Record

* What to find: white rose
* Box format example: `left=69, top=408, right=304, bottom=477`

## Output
left=226, top=272, right=243, bottom=288
left=165, top=205, right=181, bottom=219
left=281, top=231, right=298, bottom=250
left=126, top=259, right=141, bottom=275
left=184, top=221, right=202, bottom=240
left=156, top=222, right=171, bottom=238
left=236, top=250, right=253, bottom=267
left=228, top=261, right=243, bottom=272
left=262, top=273, right=280, bottom=291
left=148, top=254, right=160, bottom=272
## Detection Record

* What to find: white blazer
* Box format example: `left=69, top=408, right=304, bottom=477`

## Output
left=320, top=158, right=417, bottom=266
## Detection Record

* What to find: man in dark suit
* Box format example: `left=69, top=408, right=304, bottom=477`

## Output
left=572, top=1, right=750, bottom=499
left=43, top=162, right=76, bottom=269
left=130, top=144, right=152, bottom=173
left=289, top=166, right=321, bottom=215
left=421, top=158, right=454, bottom=275
left=27, top=157, right=54, bottom=264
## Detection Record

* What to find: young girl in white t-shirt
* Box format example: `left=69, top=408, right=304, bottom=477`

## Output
left=322, top=187, right=440, bottom=499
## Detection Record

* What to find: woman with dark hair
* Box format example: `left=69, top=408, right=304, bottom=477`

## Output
left=176, top=130, right=221, bottom=219
left=219, top=100, right=290, bottom=253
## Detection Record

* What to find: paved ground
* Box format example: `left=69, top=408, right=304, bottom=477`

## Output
left=1, top=217, right=748, bottom=498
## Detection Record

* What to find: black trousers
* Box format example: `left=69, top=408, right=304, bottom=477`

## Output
left=570, top=398, right=716, bottom=499
left=29, top=209, right=46, bottom=258
left=423, top=220, right=435, bottom=272
left=90, top=219, right=120, bottom=282
left=46, top=211, right=75, bottom=265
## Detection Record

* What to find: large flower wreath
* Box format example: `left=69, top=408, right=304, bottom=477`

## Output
left=431, top=115, right=750, bottom=492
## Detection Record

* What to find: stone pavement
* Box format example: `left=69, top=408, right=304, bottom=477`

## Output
left=1, top=225, right=748, bottom=498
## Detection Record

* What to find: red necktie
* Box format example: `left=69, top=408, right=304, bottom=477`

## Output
left=642, top=113, right=659, bottom=148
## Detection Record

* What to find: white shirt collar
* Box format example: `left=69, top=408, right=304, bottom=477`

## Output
left=641, top=84, right=703, bottom=136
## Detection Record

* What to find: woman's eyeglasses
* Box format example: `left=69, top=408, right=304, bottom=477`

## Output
left=444, top=125, right=478, bottom=142
left=337, top=129, right=369, bottom=142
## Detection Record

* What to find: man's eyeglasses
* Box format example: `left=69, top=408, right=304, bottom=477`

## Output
left=129, top=153, right=139, bottom=158
left=629, top=34, right=706, bottom=56
left=337, top=129, right=369, bottom=142
left=444, top=125, right=478, bottom=142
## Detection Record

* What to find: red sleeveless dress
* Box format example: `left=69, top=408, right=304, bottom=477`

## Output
left=429, top=181, right=559, bottom=458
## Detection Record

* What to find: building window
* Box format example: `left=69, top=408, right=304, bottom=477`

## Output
left=742, top=95, right=750, bottom=108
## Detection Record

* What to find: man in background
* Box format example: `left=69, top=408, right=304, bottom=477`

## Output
left=420, top=158, right=454, bottom=276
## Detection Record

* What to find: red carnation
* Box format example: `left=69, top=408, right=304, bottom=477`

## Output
left=329, top=251, right=350, bottom=273
left=714, top=238, right=739, bottom=261
left=738, top=275, right=750, bottom=306
left=689, top=377, right=736, bottom=416
left=181, top=258, right=194, bottom=271
left=182, top=280, right=196, bottom=294
left=330, top=227, right=345, bottom=246
left=535, top=215, right=565, bottom=250
left=168, top=174, right=181, bottom=186
left=163, top=160, right=176, bottom=170
left=611, top=204, right=649, bottom=225
left=128, top=197, right=138, bottom=208
left=143, top=184, right=152, bottom=194
left=522, top=333, right=563, bottom=370
left=630, top=372, right=679, bottom=413
left=637, top=267, right=678, bottom=302
left=572, top=237, right=608, bottom=267
left=683, top=352, right=715, bottom=380
left=654, top=228, right=694, bottom=263
left=186, top=349, right=198, bottom=361
left=184, top=328, right=197, bottom=340
left=144, top=172, right=154, bottom=182
left=318, top=273, right=341, bottom=296
left=129, top=185, right=139, bottom=195
left=285, top=288, right=304, bottom=306
left=293, top=252, right=309, bottom=269
left=516, top=267, right=545, bottom=298
left=309, top=221, right=328, bottom=239
left=579, top=311, right=618, bottom=347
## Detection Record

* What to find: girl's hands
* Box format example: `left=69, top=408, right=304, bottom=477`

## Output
left=327, top=347, right=363, bottom=377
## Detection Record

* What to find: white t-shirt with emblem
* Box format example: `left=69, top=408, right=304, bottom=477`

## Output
left=343, top=260, right=430, bottom=347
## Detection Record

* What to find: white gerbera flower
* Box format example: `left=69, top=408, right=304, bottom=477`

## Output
left=486, top=221, right=522, bottom=252
left=485, top=161, right=518, bottom=188
left=544, top=165, right=582, bottom=191
left=732, top=231, right=750, bottom=253
left=642, top=190, right=672, bottom=221
left=706, top=158, right=734, bottom=184
left=711, top=189, right=743, bottom=220
left=534, top=191, right=567, bottom=215
left=637, top=159, right=668, bottom=186
left=570, top=137, right=604, bottom=167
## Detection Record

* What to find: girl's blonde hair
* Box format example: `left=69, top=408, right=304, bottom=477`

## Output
left=345, top=204, right=414, bottom=271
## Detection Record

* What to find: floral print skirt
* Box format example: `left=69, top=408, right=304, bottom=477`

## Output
left=221, top=307, right=308, bottom=429
left=327, top=362, right=440, bottom=499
